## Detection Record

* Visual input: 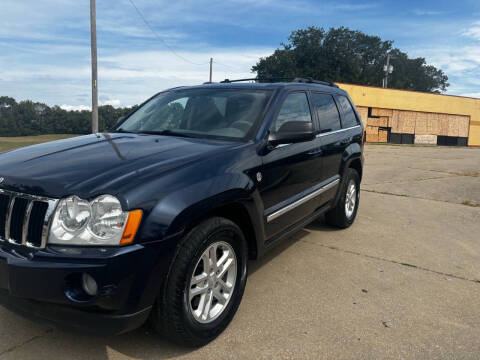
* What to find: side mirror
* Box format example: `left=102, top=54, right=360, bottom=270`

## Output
left=268, top=121, right=316, bottom=146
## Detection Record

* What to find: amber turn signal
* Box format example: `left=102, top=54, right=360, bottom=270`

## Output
left=120, top=210, right=143, bottom=245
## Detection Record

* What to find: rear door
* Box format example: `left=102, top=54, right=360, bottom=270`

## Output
left=310, top=92, right=345, bottom=203
left=259, top=91, right=323, bottom=238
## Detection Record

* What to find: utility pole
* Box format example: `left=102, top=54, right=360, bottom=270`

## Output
left=383, top=53, right=393, bottom=88
left=90, top=0, right=99, bottom=133
left=209, top=57, right=213, bottom=83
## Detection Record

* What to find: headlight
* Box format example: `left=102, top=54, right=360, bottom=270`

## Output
left=49, top=195, right=140, bottom=246
left=57, top=196, right=91, bottom=233
left=88, top=195, right=126, bottom=239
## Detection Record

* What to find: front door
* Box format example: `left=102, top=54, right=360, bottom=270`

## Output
left=259, top=91, right=324, bottom=239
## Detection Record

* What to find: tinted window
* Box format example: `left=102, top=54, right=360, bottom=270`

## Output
left=118, top=89, right=272, bottom=140
left=274, top=92, right=312, bottom=132
left=336, top=95, right=358, bottom=128
left=311, top=93, right=341, bottom=132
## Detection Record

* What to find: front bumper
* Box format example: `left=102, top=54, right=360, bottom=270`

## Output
left=0, top=289, right=151, bottom=335
left=0, top=237, right=178, bottom=335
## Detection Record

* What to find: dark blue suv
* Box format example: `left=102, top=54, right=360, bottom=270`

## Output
left=0, top=78, right=363, bottom=346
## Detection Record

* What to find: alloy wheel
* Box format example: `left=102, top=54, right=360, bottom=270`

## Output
left=188, top=241, right=237, bottom=323
left=345, top=180, right=357, bottom=219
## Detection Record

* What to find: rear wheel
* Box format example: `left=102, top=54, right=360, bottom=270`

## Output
left=151, top=217, right=248, bottom=347
left=325, top=168, right=360, bottom=228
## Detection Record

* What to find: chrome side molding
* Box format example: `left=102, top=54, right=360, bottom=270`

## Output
left=266, top=178, right=340, bottom=223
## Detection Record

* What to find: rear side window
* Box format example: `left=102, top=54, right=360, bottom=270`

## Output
left=336, top=95, right=359, bottom=128
left=273, top=92, right=312, bottom=132
left=311, top=93, right=341, bottom=132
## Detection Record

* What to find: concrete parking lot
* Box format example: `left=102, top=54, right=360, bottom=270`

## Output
left=0, top=144, right=479, bottom=360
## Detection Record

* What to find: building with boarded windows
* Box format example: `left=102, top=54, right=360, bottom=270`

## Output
left=336, top=83, right=480, bottom=147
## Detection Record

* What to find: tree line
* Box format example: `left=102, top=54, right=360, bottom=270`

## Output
left=0, top=96, right=137, bottom=137
left=1, top=27, right=449, bottom=137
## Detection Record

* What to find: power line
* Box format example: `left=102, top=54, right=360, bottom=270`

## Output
left=127, top=0, right=209, bottom=66
left=213, top=60, right=243, bottom=72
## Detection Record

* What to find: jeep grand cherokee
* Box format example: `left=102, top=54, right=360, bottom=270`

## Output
left=0, top=78, right=364, bottom=346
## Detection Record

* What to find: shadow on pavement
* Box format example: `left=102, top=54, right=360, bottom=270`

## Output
left=21, top=224, right=318, bottom=359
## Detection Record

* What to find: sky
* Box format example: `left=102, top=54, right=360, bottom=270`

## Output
left=0, top=0, right=479, bottom=110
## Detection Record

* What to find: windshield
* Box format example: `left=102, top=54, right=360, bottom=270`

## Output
left=117, top=88, right=272, bottom=140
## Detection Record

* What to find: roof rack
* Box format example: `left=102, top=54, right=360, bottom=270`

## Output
left=219, top=77, right=338, bottom=87
left=292, top=77, right=338, bottom=87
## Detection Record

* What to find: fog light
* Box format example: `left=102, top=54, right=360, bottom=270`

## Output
left=81, top=273, right=98, bottom=296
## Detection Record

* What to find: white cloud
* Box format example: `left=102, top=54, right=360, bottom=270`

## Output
left=60, top=99, right=122, bottom=110
left=1, top=47, right=272, bottom=107
left=463, top=21, right=480, bottom=41
left=409, top=44, right=480, bottom=76
left=417, top=45, right=480, bottom=76
left=408, top=21, right=480, bottom=95
left=458, top=92, right=480, bottom=99
left=101, top=99, right=122, bottom=107
left=407, top=18, right=480, bottom=96
left=60, top=104, right=90, bottom=111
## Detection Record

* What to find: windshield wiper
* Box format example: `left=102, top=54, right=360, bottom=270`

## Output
left=112, top=128, right=137, bottom=134
left=113, top=129, right=197, bottom=138
left=137, top=129, right=197, bottom=138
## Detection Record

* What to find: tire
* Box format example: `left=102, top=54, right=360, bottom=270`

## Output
left=325, top=168, right=360, bottom=228
left=151, top=217, right=248, bottom=347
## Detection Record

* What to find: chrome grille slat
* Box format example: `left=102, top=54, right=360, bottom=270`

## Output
left=0, top=195, right=9, bottom=239
left=22, top=200, right=34, bottom=245
left=4, top=195, right=15, bottom=241
left=40, top=201, right=57, bottom=249
left=0, top=189, right=57, bottom=249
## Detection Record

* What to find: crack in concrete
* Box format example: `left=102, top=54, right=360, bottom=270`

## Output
left=0, top=329, right=53, bottom=358
left=361, top=189, right=474, bottom=207
left=304, top=241, right=480, bottom=285
left=407, top=167, right=480, bottom=177
left=363, top=175, right=453, bottom=187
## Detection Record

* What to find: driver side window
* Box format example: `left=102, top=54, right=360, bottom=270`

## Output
left=273, top=92, right=312, bottom=132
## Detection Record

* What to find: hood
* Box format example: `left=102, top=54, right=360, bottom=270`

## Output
left=0, top=133, right=238, bottom=198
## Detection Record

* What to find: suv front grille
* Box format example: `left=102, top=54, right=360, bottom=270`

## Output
left=0, top=190, right=57, bottom=249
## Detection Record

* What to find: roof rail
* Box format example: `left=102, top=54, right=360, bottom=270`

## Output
left=220, top=78, right=266, bottom=83
left=292, top=77, right=338, bottom=87
left=219, top=77, right=338, bottom=87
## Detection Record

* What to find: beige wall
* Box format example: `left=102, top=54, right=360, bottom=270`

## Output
left=336, top=83, right=480, bottom=146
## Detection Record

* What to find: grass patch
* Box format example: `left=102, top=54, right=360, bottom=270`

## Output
left=0, top=134, right=79, bottom=153
left=462, top=200, right=480, bottom=207
left=456, top=171, right=480, bottom=177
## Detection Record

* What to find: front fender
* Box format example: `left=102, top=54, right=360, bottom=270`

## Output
left=139, top=173, right=264, bottom=245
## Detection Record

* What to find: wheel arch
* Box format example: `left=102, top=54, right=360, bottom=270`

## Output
left=332, top=144, right=363, bottom=208
left=184, top=202, right=260, bottom=260
left=341, top=143, right=363, bottom=181
left=157, top=185, right=264, bottom=260
left=348, top=157, right=363, bottom=181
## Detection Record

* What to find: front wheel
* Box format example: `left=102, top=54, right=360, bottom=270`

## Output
left=151, top=217, right=248, bottom=347
left=325, top=168, right=360, bottom=228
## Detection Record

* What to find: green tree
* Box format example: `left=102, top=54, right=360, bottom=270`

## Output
left=0, top=96, right=138, bottom=137
left=252, top=26, right=449, bottom=93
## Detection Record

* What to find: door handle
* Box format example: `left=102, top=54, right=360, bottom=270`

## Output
left=307, top=149, right=323, bottom=155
